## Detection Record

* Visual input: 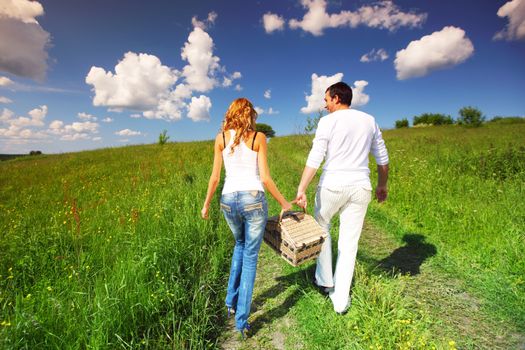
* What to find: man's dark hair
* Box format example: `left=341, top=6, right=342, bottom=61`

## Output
left=326, top=82, right=353, bottom=106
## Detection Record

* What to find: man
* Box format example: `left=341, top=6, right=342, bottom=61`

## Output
left=295, top=82, right=389, bottom=314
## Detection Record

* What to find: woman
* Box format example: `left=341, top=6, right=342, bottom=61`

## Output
left=201, top=98, right=291, bottom=338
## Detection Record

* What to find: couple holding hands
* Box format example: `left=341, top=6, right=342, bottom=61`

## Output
left=201, top=82, right=389, bottom=337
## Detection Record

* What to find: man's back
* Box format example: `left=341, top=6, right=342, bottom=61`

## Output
left=306, top=108, right=389, bottom=189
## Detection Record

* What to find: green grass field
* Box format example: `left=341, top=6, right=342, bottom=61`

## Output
left=1, top=122, right=524, bottom=349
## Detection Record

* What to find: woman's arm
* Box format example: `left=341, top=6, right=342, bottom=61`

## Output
left=201, top=134, right=223, bottom=219
left=256, top=134, right=292, bottom=211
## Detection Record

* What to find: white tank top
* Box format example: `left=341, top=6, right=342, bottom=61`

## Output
left=221, top=129, right=264, bottom=194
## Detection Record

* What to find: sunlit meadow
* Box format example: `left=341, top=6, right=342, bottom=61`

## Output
left=1, top=121, right=523, bottom=349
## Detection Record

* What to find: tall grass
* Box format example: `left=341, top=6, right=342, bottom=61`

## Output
left=266, top=123, right=524, bottom=348
left=0, top=143, right=231, bottom=348
left=366, top=124, right=525, bottom=326
left=1, top=122, right=523, bottom=348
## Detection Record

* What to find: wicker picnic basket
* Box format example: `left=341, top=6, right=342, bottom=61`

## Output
left=264, top=208, right=327, bottom=267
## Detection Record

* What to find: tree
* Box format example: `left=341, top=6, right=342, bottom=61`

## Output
left=158, top=129, right=170, bottom=145
left=413, top=113, right=454, bottom=126
left=395, top=118, right=409, bottom=128
left=458, top=106, right=485, bottom=127
left=305, top=110, right=324, bottom=134
left=256, top=123, right=276, bottom=138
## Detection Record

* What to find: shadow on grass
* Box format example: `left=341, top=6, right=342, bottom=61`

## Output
left=247, top=233, right=436, bottom=335
left=250, top=264, right=317, bottom=334
left=376, top=233, right=437, bottom=276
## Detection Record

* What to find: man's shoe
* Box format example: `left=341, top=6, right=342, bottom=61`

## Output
left=336, top=308, right=349, bottom=316
left=227, top=307, right=235, bottom=318
left=335, top=302, right=350, bottom=315
left=312, top=278, right=332, bottom=296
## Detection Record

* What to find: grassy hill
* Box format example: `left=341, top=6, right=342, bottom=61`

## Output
left=1, top=123, right=524, bottom=348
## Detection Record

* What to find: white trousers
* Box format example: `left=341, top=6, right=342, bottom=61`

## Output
left=314, top=185, right=371, bottom=313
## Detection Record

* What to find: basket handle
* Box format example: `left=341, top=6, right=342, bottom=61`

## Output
left=278, top=203, right=307, bottom=223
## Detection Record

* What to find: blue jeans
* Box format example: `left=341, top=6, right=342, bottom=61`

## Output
left=220, top=190, right=268, bottom=331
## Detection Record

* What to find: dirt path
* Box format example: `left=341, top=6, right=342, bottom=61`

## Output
left=218, top=222, right=524, bottom=349
left=358, top=223, right=524, bottom=349
left=218, top=243, right=301, bottom=350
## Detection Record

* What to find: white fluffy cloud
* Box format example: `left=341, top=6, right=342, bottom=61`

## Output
left=268, top=107, right=279, bottom=115
left=301, top=74, right=370, bottom=113
left=78, top=112, right=97, bottom=121
left=191, top=11, right=218, bottom=30
left=360, top=48, right=389, bottom=63
left=0, top=76, right=14, bottom=86
left=0, top=105, right=47, bottom=127
left=222, top=71, right=242, bottom=87
left=255, top=106, right=279, bottom=115
left=187, top=95, right=212, bottom=122
left=115, top=129, right=141, bottom=136
left=102, top=117, right=113, bottom=123
left=264, top=89, right=271, bottom=99
left=0, top=96, right=12, bottom=104
left=494, top=0, right=525, bottom=41
left=181, top=27, right=221, bottom=92
left=0, top=124, right=47, bottom=140
left=48, top=120, right=63, bottom=130
left=395, top=26, right=474, bottom=80
left=222, top=77, right=232, bottom=87
left=86, top=52, right=178, bottom=111
left=47, top=119, right=99, bottom=141
left=351, top=81, right=370, bottom=106
left=0, top=0, right=50, bottom=80
left=86, top=18, right=239, bottom=122
left=0, top=0, right=44, bottom=23
left=60, top=133, right=91, bottom=141
left=263, top=13, right=285, bottom=33
left=234, top=84, right=242, bottom=91
left=0, top=105, right=102, bottom=143
left=301, top=73, right=343, bottom=114
left=0, top=105, right=48, bottom=140
left=288, top=0, right=427, bottom=36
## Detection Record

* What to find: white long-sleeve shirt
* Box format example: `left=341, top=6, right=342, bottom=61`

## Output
left=306, top=108, right=389, bottom=189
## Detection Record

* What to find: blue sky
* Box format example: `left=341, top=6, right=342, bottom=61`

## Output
left=1, top=0, right=524, bottom=154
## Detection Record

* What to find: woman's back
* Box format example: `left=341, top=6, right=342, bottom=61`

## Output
left=222, top=129, right=263, bottom=194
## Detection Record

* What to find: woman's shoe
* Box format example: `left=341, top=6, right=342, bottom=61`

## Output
left=239, top=323, right=251, bottom=340
left=227, top=307, right=235, bottom=318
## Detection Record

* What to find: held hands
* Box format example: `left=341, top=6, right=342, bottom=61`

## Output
left=294, top=191, right=307, bottom=209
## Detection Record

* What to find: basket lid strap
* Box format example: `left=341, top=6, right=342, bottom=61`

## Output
left=278, top=204, right=307, bottom=223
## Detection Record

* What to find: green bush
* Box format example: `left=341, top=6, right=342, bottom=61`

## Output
left=395, top=118, right=409, bottom=128
left=158, top=129, right=170, bottom=145
left=458, top=106, right=485, bottom=127
left=304, top=110, right=324, bottom=134
left=413, top=113, right=454, bottom=126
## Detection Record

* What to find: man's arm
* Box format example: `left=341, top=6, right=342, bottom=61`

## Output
left=376, top=164, right=389, bottom=202
left=295, top=166, right=317, bottom=208
left=296, top=117, right=328, bottom=208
